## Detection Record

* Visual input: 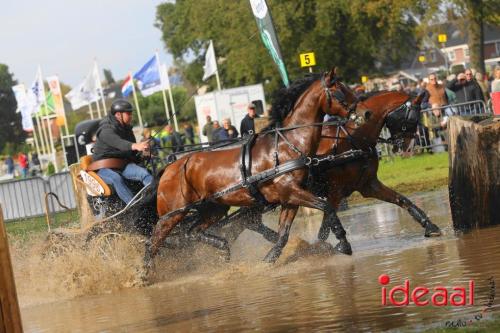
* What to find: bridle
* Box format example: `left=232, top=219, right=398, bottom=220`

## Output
left=382, top=99, right=421, bottom=150
left=321, top=73, right=359, bottom=121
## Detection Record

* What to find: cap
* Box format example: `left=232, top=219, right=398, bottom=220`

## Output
left=110, top=99, right=133, bottom=115
left=248, top=103, right=256, bottom=109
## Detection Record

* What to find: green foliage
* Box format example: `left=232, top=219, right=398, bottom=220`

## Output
left=103, top=68, right=115, bottom=84
left=0, top=64, right=26, bottom=153
left=451, top=64, right=465, bottom=75
left=46, top=161, right=55, bottom=175
left=155, top=0, right=422, bottom=93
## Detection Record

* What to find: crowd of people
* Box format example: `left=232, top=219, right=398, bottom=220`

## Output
left=202, top=102, right=259, bottom=144
left=0, top=152, right=41, bottom=179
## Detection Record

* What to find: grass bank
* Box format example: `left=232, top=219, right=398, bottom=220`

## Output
left=349, top=152, right=449, bottom=205
left=5, top=209, right=79, bottom=238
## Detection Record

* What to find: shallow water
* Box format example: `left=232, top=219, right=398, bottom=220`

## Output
left=16, top=190, right=500, bottom=332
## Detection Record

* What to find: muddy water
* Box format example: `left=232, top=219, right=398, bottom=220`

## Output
left=16, top=190, right=500, bottom=332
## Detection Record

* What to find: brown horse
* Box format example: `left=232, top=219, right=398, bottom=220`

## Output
left=315, top=90, right=442, bottom=241
left=210, top=90, right=441, bottom=251
left=145, top=69, right=358, bottom=266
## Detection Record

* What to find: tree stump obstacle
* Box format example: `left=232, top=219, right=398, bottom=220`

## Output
left=448, top=116, right=500, bottom=230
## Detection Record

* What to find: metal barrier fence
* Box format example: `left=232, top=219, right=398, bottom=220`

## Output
left=378, top=100, right=490, bottom=156
left=0, top=172, right=76, bottom=221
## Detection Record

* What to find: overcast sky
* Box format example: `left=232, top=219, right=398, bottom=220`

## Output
left=0, top=0, right=173, bottom=87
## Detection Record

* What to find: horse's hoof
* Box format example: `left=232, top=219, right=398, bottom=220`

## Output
left=333, top=240, right=352, bottom=255
left=424, top=223, right=441, bottom=237
left=317, top=225, right=330, bottom=242
left=263, top=250, right=280, bottom=264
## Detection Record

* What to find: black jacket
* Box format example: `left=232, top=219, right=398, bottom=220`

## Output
left=240, top=114, right=259, bottom=136
left=92, top=114, right=138, bottom=161
left=447, top=79, right=484, bottom=104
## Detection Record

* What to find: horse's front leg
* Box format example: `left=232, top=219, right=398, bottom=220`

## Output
left=359, top=178, right=441, bottom=237
left=263, top=205, right=298, bottom=263
left=264, top=185, right=352, bottom=263
left=144, top=212, right=187, bottom=273
left=290, top=187, right=352, bottom=255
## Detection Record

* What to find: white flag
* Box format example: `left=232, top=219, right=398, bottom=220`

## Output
left=92, top=62, right=104, bottom=98
left=202, top=40, right=218, bottom=81
left=27, top=68, right=46, bottom=113
left=12, top=84, right=34, bottom=131
left=65, top=67, right=101, bottom=110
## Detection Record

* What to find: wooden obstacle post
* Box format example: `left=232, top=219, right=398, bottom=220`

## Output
left=0, top=205, right=23, bottom=333
left=69, top=163, right=95, bottom=229
left=448, top=116, right=500, bottom=230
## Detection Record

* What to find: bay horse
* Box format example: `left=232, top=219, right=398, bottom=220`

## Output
left=211, top=90, right=441, bottom=251
left=314, top=90, right=442, bottom=241
left=145, top=69, right=358, bottom=267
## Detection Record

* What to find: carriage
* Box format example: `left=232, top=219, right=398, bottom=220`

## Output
left=60, top=71, right=440, bottom=269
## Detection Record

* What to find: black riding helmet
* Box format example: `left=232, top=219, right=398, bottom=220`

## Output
left=110, top=99, right=133, bottom=115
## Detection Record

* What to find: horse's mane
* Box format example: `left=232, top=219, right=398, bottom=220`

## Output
left=265, top=74, right=322, bottom=130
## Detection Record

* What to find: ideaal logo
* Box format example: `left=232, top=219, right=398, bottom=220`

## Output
left=378, top=274, right=474, bottom=306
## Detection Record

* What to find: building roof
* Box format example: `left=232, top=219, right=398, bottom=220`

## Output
left=438, top=23, right=500, bottom=48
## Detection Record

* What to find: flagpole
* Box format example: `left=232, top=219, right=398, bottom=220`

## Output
left=39, top=67, right=58, bottom=172
left=54, top=74, right=70, bottom=137
left=36, top=66, right=50, bottom=161
left=94, top=59, right=107, bottom=114
left=31, top=115, right=42, bottom=164
left=156, top=51, right=171, bottom=124
left=34, top=113, right=47, bottom=157
left=129, top=71, right=143, bottom=129
left=88, top=102, right=94, bottom=120
left=210, top=40, right=222, bottom=91
left=163, top=65, right=179, bottom=131
left=95, top=100, right=102, bottom=118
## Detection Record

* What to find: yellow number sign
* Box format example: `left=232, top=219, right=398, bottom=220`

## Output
left=418, top=55, right=426, bottom=63
left=299, top=52, right=316, bottom=67
left=438, top=34, right=447, bottom=43
left=361, top=76, right=368, bottom=83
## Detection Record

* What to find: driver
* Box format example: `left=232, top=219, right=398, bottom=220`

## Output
left=91, top=99, right=152, bottom=204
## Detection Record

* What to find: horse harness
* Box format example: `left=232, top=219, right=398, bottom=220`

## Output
left=155, top=74, right=377, bottom=223
left=379, top=99, right=420, bottom=150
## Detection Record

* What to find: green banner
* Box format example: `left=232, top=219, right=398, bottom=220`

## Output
left=37, top=92, right=55, bottom=116
left=249, top=0, right=289, bottom=87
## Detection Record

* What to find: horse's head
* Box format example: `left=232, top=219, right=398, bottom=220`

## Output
left=384, top=92, right=423, bottom=153
left=320, top=67, right=358, bottom=119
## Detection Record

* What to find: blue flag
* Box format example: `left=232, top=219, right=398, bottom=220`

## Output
left=133, top=55, right=163, bottom=97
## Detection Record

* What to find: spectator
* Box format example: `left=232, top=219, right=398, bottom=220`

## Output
left=161, top=124, right=184, bottom=153
left=475, top=72, right=489, bottom=101
left=5, top=156, right=14, bottom=176
left=30, top=153, right=41, bottom=176
left=202, top=115, right=214, bottom=141
left=491, top=67, right=500, bottom=114
left=211, top=120, right=228, bottom=142
left=18, top=152, right=29, bottom=178
left=222, top=118, right=239, bottom=139
left=423, top=74, right=448, bottom=107
left=240, top=103, right=260, bottom=137
left=141, top=128, right=161, bottom=155
left=447, top=69, right=484, bottom=104
left=490, top=66, right=500, bottom=93
left=183, top=122, right=195, bottom=144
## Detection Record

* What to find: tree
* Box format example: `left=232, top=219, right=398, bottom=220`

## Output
left=103, top=68, right=115, bottom=85
left=438, top=0, right=500, bottom=74
left=135, top=86, right=195, bottom=127
left=155, top=0, right=423, bottom=93
left=0, top=64, right=25, bottom=153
